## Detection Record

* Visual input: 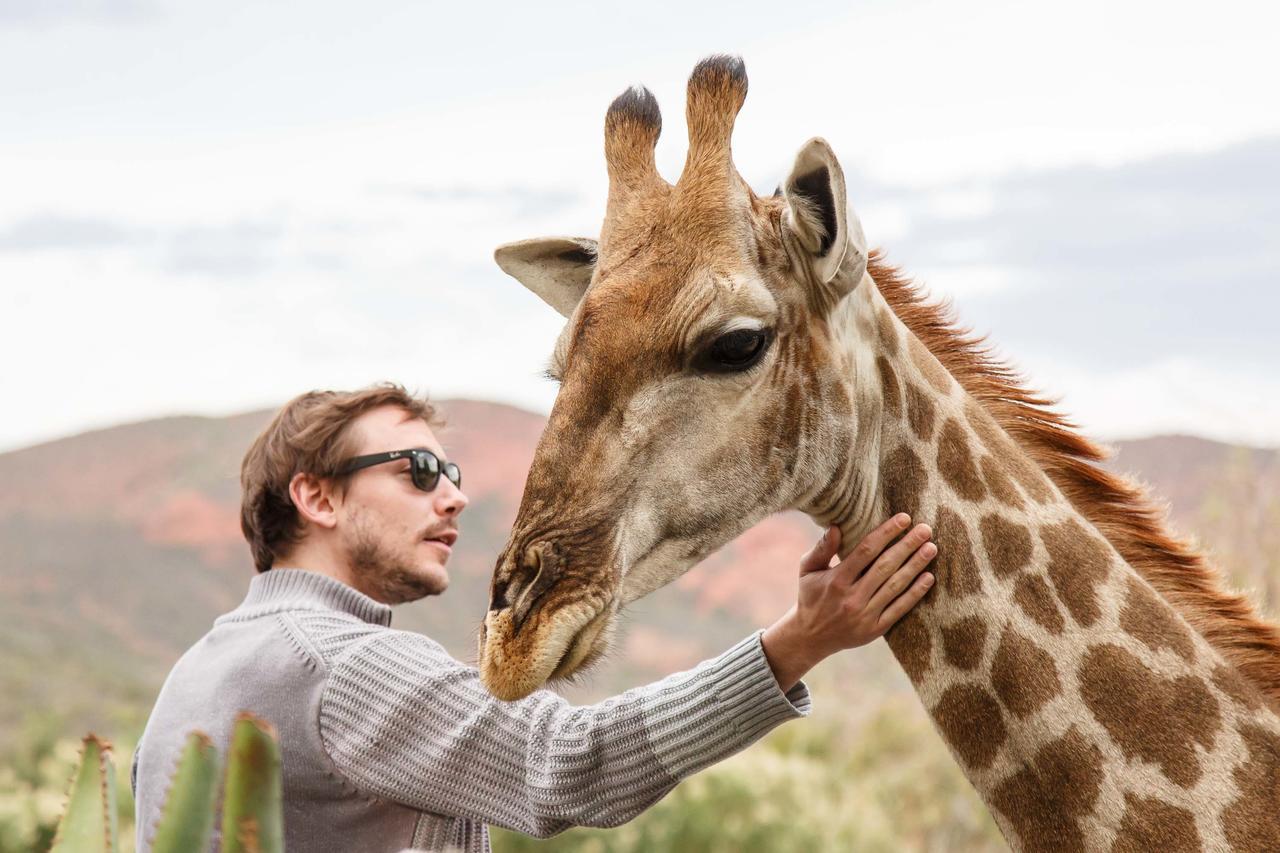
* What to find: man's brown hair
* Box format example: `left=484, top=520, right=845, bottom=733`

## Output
left=240, top=383, right=440, bottom=573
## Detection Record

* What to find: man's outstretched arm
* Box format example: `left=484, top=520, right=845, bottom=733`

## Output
left=316, top=515, right=935, bottom=838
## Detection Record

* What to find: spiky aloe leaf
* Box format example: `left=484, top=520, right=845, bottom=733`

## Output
left=151, top=731, right=220, bottom=853
left=50, top=735, right=118, bottom=853
left=220, top=712, right=283, bottom=853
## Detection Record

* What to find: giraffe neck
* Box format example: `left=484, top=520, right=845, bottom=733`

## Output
left=804, top=279, right=1280, bottom=852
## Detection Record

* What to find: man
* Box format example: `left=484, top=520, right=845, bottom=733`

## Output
left=133, top=384, right=937, bottom=852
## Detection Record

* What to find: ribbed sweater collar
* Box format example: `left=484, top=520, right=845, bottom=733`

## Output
left=223, top=568, right=393, bottom=627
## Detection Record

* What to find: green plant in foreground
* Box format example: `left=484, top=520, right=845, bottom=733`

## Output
left=48, top=735, right=116, bottom=853
left=48, top=712, right=282, bottom=853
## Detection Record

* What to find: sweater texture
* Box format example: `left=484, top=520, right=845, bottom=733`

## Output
left=133, top=569, right=811, bottom=852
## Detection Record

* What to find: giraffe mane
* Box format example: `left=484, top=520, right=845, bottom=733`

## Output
left=869, top=250, right=1280, bottom=707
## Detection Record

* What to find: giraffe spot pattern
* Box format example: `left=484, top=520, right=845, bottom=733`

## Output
left=935, top=507, right=983, bottom=599
left=1042, top=518, right=1112, bottom=628
left=991, top=627, right=1062, bottom=718
left=904, top=381, right=936, bottom=441
left=964, top=400, right=1055, bottom=504
left=883, top=444, right=928, bottom=520
left=990, top=726, right=1104, bottom=853
left=885, top=607, right=932, bottom=683
left=933, top=684, right=1007, bottom=770
left=875, top=307, right=900, bottom=356
left=876, top=355, right=902, bottom=419
left=1212, top=664, right=1265, bottom=711
left=941, top=616, right=987, bottom=671
left=909, top=334, right=951, bottom=394
left=1006, top=452, right=1056, bottom=504
left=1013, top=574, right=1066, bottom=634
left=1119, top=576, right=1195, bottom=662
left=938, top=418, right=988, bottom=502
left=980, top=513, right=1034, bottom=578
left=1080, top=643, right=1220, bottom=788
left=1111, top=792, right=1201, bottom=853
left=1222, top=723, right=1280, bottom=852
left=981, top=455, right=1025, bottom=509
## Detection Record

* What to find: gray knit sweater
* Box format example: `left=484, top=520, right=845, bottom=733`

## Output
left=133, top=569, right=811, bottom=852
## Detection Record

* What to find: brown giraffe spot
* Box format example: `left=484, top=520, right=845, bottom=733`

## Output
left=875, top=307, right=900, bottom=355
left=1119, top=576, right=1195, bottom=662
left=908, top=334, right=951, bottom=394
left=1013, top=574, right=1066, bottom=634
left=981, top=455, right=1025, bottom=509
left=904, top=381, right=937, bottom=441
left=1111, top=792, right=1200, bottom=853
left=991, top=627, right=1062, bottom=718
left=933, top=684, right=1006, bottom=770
left=964, top=400, right=1056, bottom=504
left=938, top=418, right=988, bottom=502
left=1041, top=518, right=1112, bottom=628
left=1223, top=723, right=1280, bottom=852
left=1007, top=453, right=1056, bottom=504
left=935, top=508, right=983, bottom=599
left=882, top=444, right=928, bottom=520
left=885, top=608, right=932, bottom=683
left=990, top=727, right=1104, bottom=853
left=876, top=355, right=902, bottom=419
left=980, top=513, right=1034, bottom=578
left=1080, top=643, right=1220, bottom=788
left=941, top=616, right=987, bottom=671
left=1212, top=664, right=1265, bottom=711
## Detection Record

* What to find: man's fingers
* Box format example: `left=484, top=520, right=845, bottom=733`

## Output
left=875, top=572, right=936, bottom=634
left=799, top=526, right=841, bottom=575
left=834, top=514, right=912, bottom=580
left=865, top=541, right=937, bottom=615
left=843, top=521, right=932, bottom=591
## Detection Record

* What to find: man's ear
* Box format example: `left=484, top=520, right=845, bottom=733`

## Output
left=781, top=138, right=867, bottom=299
left=493, top=237, right=598, bottom=319
left=289, top=472, right=338, bottom=531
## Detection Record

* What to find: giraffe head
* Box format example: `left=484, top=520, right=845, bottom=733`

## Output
left=480, top=56, right=881, bottom=700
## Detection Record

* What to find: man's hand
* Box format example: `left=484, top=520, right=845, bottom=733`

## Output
left=761, top=514, right=936, bottom=692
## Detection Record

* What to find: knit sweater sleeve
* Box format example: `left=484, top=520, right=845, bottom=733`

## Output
left=317, top=629, right=811, bottom=838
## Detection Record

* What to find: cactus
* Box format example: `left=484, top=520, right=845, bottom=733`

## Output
left=49, top=713, right=285, bottom=853
left=50, top=735, right=118, bottom=853
left=220, top=713, right=283, bottom=853
left=151, top=732, right=220, bottom=853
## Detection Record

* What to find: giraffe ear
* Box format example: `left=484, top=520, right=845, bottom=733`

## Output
left=781, top=138, right=867, bottom=297
left=493, top=237, right=598, bottom=318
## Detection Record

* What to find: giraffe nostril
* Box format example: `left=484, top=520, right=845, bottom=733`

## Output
left=488, top=578, right=511, bottom=614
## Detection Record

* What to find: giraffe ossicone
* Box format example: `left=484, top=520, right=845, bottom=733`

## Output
left=480, top=55, right=1280, bottom=851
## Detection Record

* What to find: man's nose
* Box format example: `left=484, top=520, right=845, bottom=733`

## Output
left=434, top=478, right=468, bottom=517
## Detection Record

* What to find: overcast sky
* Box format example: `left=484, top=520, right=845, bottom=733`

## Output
left=2, top=0, right=1278, bottom=452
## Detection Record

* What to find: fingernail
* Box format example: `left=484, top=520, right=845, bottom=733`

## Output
left=895, top=513, right=910, bottom=527
left=923, top=573, right=935, bottom=586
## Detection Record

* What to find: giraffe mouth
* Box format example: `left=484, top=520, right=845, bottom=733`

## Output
left=548, top=605, right=613, bottom=682
left=480, top=594, right=614, bottom=700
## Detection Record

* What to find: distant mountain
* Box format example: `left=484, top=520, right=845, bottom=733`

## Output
left=1, top=402, right=1274, bottom=746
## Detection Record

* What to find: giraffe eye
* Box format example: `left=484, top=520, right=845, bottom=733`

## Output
left=698, top=328, right=773, bottom=373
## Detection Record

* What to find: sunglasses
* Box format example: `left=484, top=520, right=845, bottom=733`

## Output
left=337, top=448, right=462, bottom=493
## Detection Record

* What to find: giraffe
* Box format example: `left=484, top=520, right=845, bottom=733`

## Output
left=478, top=56, right=1280, bottom=851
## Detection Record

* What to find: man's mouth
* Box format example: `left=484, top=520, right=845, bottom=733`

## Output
left=423, top=529, right=459, bottom=549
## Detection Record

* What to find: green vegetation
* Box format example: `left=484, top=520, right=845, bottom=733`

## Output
left=3, top=715, right=281, bottom=853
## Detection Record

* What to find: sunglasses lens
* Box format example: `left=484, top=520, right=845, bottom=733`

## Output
left=412, top=451, right=440, bottom=492
left=445, top=463, right=461, bottom=489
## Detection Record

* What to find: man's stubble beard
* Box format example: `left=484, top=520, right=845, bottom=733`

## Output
left=345, top=510, right=446, bottom=605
